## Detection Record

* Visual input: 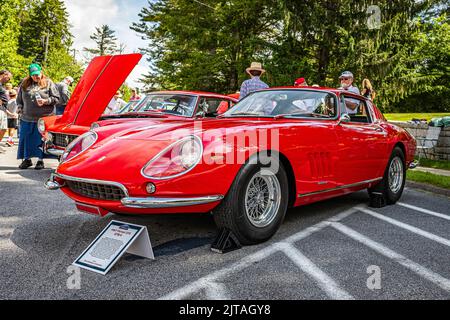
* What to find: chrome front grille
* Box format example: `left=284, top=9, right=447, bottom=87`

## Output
left=66, top=180, right=126, bottom=201
left=51, top=133, right=78, bottom=148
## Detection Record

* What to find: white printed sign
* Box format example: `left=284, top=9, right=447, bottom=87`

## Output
left=73, top=220, right=154, bottom=275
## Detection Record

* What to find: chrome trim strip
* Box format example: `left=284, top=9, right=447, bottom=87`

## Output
left=53, top=173, right=130, bottom=197
left=298, top=177, right=383, bottom=198
left=46, top=148, right=65, bottom=156
left=121, top=195, right=224, bottom=208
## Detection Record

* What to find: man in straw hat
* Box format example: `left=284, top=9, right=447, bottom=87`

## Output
left=239, top=62, right=269, bottom=101
left=105, top=91, right=127, bottom=115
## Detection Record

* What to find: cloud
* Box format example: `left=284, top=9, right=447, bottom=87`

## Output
left=63, top=0, right=149, bottom=89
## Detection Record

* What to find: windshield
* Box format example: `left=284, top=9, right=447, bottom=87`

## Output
left=118, top=99, right=143, bottom=114
left=223, top=90, right=337, bottom=118
left=132, top=94, right=197, bottom=117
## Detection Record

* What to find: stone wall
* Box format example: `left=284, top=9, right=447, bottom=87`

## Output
left=390, top=121, right=450, bottom=161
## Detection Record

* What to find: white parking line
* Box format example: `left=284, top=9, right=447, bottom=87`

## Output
left=331, top=222, right=450, bottom=292
left=277, top=243, right=354, bottom=300
left=397, top=202, right=450, bottom=221
left=159, top=208, right=357, bottom=300
left=204, top=282, right=230, bottom=300
left=357, top=206, right=450, bottom=248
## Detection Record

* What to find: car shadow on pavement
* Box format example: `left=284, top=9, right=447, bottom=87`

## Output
left=0, top=166, right=54, bottom=183
left=10, top=211, right=218, bottom=259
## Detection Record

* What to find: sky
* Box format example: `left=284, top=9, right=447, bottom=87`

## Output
left=63, top=0, right=150, bottom=89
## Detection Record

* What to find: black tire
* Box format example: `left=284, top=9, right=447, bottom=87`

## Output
left=368, top=146, right=406, bottom=205
left=213, top=156, right=289, bottom=245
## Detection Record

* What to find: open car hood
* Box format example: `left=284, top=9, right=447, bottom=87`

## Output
left=60, top=53, right=142, bottom=126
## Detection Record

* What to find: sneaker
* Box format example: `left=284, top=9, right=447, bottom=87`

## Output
left=19, top=159, right=33, bottom=169
left=35, top=160, right=45, bottom=170
left=6, top=140, right=14, bottom=147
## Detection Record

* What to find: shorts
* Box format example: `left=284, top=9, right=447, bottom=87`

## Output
left=0, top=110, right=7, bottom=130
left=7, top=118, right=18, bottom=129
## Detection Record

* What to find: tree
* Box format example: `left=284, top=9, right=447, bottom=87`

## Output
left=84, top=25, right=119, bottom=56
left=0, top=0, right=32, bottom=82
left=390, top=14, right=450, bottom=112
left=18, top=0, right=73, bottom=64
left=132, top=0, right=449, bottom=112
left=45, top=47, right=83, bottom=84
left=1, top=0, right=82, bottom=86
left=131, top=0, right=283, bottom=93
left=273, top=0, right=446, bottom=110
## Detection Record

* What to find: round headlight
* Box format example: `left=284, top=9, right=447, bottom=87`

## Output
left=61, top=131, right=97, bottom=163
left=180, top=138, right=202, bottom=169
left=37, top=118, right=46, bottom=134
left=141, top=135, right=203, bottom=180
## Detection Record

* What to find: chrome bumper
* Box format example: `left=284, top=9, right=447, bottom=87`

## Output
left=45, top=174, right=64, bottom=190
left=46, top=173, right=223, bottom=208
left=46, top=148, right=64, bottom=157
left=121, top=195, right=224, bottom=208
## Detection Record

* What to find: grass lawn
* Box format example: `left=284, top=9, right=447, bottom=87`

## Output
left=407, top=170, right=450, bottom=189
left=384, top=113, right=450, bottom=122
left=415, top=158, right=450, bottom=170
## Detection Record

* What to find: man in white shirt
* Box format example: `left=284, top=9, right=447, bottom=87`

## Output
left=338, top=71, right=360, bottom=114
left=105, top=91, right=127, bottom=115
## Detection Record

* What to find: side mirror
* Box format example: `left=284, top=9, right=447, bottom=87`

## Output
left=338, top=113, right=351, bottom=125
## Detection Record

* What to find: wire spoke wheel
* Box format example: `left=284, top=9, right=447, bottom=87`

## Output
left=244, top=171, right=281, bottom=228
left=388, top=156, right=404, bottom=194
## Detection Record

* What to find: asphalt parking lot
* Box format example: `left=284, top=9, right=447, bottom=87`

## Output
left=1, top=145, right=449, bottom=300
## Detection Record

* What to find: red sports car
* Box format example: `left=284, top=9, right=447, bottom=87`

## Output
left=46, top=87, right=416, bottom=244
left=38, top=54, right=237, bottom=156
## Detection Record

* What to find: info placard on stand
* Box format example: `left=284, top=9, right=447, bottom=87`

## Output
left=73, top=220, right=154, bottom=275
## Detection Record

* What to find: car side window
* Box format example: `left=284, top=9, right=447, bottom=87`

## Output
left=342, top=95, right=372, bottom=124
left=196, top=98, right=230, bottom=117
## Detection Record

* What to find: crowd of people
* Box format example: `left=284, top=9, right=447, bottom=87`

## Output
left=238, top=61, right=377, bottom=108
left=0, top=61, right=376, bottom=170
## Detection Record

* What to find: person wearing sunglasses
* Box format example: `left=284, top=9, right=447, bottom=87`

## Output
left=338, top=71, right=360, bottom=114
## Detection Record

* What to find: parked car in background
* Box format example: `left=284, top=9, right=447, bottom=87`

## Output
left=46, top=87, right=416, bottom=245
left=38, top=54, right=238, bottom=156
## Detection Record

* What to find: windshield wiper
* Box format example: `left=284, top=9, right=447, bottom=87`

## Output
left=101, top=112, right=169, bottom=119
left=273, top=112, right=330, bottom=119
left=220, top=112, right=262, bottom=118
left=273, top=113, right=307, bottom=119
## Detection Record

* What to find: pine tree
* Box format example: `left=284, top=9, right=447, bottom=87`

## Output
left=83, top=25, right=119, bottom=56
